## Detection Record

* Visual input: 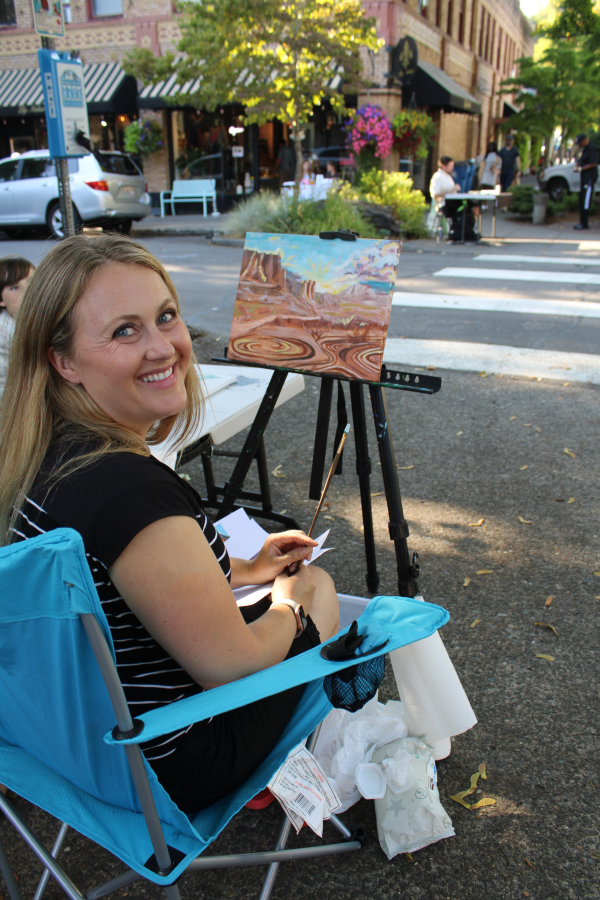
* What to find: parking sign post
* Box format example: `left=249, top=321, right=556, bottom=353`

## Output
left=38, top=49, right=90, bottom=238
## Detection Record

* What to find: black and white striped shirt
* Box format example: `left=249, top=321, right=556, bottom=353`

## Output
left=13, top=442, right=231, bottom=762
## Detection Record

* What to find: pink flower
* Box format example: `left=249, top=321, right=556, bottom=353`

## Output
left=345, top=105, right=393, bottom=160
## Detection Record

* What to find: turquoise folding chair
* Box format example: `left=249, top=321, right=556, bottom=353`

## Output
left=0, top=529, right=449, bottom=900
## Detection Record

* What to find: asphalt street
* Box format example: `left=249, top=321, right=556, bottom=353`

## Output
left=1, top=227, right=599, bottom=900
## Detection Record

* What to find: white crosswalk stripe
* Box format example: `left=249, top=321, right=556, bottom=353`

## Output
left=434, top=267, right=600, bottom=284
left=392, top=292, right=600, bottom=318
left=391, top=256, right=600, bottom=382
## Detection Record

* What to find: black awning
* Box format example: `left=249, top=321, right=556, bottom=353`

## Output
left=403, top=60, right=482, bottom=115
left=503, top=100, right=519, bottom=118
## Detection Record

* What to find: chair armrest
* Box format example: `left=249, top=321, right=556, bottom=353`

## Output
left=104, top=594, right=448, bottom=746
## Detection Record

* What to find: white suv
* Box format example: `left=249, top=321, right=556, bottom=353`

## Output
left=0, top=149, right=151, bottom=238
left=538, top=162, right=580, bottom=202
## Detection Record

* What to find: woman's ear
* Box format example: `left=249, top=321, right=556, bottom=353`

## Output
left=47, top=347, right=82, bottom=384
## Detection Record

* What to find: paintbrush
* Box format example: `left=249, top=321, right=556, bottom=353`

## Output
left=288, top=423, right=351, bottom=575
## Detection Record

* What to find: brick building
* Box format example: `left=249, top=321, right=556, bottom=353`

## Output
left=0, top=0, right=533, bottom=198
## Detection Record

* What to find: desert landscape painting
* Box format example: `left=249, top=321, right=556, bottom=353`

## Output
left=227, top=233, right=401, bottom=382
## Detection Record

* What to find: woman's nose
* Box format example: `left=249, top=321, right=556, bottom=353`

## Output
left=144, top=326, right=175, bottom=359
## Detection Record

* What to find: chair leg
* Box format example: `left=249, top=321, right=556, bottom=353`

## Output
left=0, top=829, right=23, bottom=900
left=257, top=813, right=292, bottom=900
left=33, top=821, right=69, bottom=900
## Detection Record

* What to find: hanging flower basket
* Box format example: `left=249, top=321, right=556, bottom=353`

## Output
left=123, top=119, right=165, bottom=158
left=345, top=104, right=394, bottom=173
left=392, top=109, right=436, bottom=160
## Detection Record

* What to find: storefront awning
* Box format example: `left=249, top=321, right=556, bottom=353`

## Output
left=404, top=60, right=482, bottom=115
left=0, top=63, right=137, bottom=117
left=503, top=100, right=519, bottom=118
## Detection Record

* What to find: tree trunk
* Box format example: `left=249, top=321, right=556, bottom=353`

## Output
left=290, top=124, right=304, bottom=200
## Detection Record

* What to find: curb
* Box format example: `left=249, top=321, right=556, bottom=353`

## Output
left=212, top=236, right=245, bottom=248
left=131, top=226, right=216, bottom=238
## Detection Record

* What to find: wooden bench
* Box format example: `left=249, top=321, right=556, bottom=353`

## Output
left=160, top=179, right=218, bottom=217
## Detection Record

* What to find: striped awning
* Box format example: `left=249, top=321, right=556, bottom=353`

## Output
left=0, top=63, right=136, bottom=116
left=139, top=62, right=344, bottom=109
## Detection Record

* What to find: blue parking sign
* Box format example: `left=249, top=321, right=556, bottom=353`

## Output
left=38, top=49, right=90, bottom=157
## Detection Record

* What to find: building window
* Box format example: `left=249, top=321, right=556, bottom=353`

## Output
left=0, top=0, right=17, bottom=26
left=447, top=0, right=453, bottom=37
left=419, top=0, right=429, bottom=18
left=91, top=0, right=123, bottom=17
left=478, top=7, right=485, bottom=57
left=458, top=0, right=465, bottom=44
left=436, top=0, right=442, bottom=29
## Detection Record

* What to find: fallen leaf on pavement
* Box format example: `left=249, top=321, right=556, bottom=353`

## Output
left=469, top=518, right=484, bottom=527
left=272, top=465, right=286, bottom=478
left=471, top=798, right=496, bottom=809
left=456, top=431, right=463, bottom=436
left=463, top=577, right=471, bottom=587
left=478, top=371, right=488, bottom=377
left=535, top=622, right=558, bottom=637
left=324, top=515, right=334, bottom=521
left=510, top=416, right=517, bottom=420
left=545, top=596, right=553, bottom=607
left=567, top=497, right=575, bottom=504
left=405, top=852, right=414, bottom=862
left=525, top=859, right=534, bottom=869
left=594, top=571, right=600, bottom=577
left=370, top=492, right=384, bottom=497
left=564, top=448, right=576, bottom=458
left=518, top=516, right=532, bottom=524
left=563, top=382, right=569, bottom=386
left=426, top=365, right=436, bottom=371
left=520, top=465, right=528, bottom=470
left=534, top=427, right=542, bottom=432
left=476, top=569, right=494, bottom=575
left=450, top=765, right=490, bottom=810
left=397, top=465, right=415, bottom=470
left=470, top=619, right=480, bottom=628
left=535, top=654, right=555, bottom=662
left=522, top=423, right=532, bottom=427
left=280, top=509, right=287, bottom=515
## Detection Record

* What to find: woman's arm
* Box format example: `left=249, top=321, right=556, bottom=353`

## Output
left=109, top=516, right=316, bottom=689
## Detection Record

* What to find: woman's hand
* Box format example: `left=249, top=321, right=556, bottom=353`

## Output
left=272, top=564, right=317, bottom=616
left=242, top=530, right=318, bottom=585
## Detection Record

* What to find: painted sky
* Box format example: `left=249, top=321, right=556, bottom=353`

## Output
left=244, top=232, right=400, bottom=296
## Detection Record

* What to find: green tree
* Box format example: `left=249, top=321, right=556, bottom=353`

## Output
left=122, top=0, right=382, bottom=194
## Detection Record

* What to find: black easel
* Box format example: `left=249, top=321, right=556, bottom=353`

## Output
left=207, top=230, right=442, bottom=597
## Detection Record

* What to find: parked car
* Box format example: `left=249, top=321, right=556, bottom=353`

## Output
left=184, top=153, right=223, bottom=187
left=0, top=149, right=151, bottom=238
left=538, top=161, right=580, bottom=202
left=311, top=146, right=355, bottom=176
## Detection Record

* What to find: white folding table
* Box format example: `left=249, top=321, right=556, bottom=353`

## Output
left=153, top=365, right=304, bottom=526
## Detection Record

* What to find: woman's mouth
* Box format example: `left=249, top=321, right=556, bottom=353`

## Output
left=139, top=363, right=176, bottom=384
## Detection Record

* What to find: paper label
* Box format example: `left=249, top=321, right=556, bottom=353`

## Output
left=268, top=745, right=341, bottom=836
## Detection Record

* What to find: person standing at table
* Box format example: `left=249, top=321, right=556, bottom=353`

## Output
left=478, top=141, right=501, bottom=189
left=498, top=135, right=521, bottom=192
left=573, top=133, right=598, bottom=231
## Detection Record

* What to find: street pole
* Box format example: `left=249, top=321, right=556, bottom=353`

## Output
left=41, top=36, right=75, bottom=238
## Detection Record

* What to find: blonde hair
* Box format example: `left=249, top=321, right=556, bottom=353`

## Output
left=0, top=233, right=203, bottom=544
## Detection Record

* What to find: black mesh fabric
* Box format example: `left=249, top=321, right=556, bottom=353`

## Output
left=323, top=655, right=385, bottom=713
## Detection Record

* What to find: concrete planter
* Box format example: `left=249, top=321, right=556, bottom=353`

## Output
left=532, top=191, right=549, bottom=225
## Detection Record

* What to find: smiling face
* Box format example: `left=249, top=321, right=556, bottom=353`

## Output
left=48, top=262, right=192, bottom=438
left=1, top=269, right=33, bottom=318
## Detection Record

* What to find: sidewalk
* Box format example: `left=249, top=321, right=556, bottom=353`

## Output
left=131, top=209, right=600, bottom=255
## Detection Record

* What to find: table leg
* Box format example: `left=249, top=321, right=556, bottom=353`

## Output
left=369, top=385, right=419, bottom=598
left=217, top=370, right=288, bottom=518
left=349, top=381, right=379, bottom=594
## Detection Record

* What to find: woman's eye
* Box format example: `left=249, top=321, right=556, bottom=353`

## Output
left=114, top=324, right=136, bottom=338
left=158, top=308, right=177, bottom=325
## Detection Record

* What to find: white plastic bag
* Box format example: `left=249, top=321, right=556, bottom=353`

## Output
left=313, top=696, right=408, bottom=812
left=371, top=737, right=455, bottom=858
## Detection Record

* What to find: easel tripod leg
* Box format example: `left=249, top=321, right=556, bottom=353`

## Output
left=369, top=385, right=419, bottom=598
left=349, top=382, right=379, bottom=593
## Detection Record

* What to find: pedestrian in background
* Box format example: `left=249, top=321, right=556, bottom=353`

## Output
left=573, top=133, right=598, bottom=231
left=478, top=141, right=501, bottom=189
left=498, top=135, right=521, bottom=192
left=0, top=256, right=34, bottom=395
left=429, top=156, right=460, bottom=209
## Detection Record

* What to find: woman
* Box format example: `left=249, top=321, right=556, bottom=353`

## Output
left=429, top=156, right=460, bottom=210
left=0, top=256, right=34, bottom=395
left=478, top=141, right=501, bottom=190
left=0, top=234, right=339, bottom=813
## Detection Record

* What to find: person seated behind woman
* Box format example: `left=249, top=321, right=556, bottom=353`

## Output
left=429, top=156, right=460, bottom=210
left=478, top=141, right=501, bottom=190
left=0, top=256, right=34, bottom=395
left=0, top=234, right=339, bottom=814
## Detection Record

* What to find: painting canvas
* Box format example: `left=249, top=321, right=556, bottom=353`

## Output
left=227, top=233, right=401, bottom=382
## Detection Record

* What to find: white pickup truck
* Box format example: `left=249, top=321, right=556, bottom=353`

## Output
left=538, top=162, right=581, bottom=201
